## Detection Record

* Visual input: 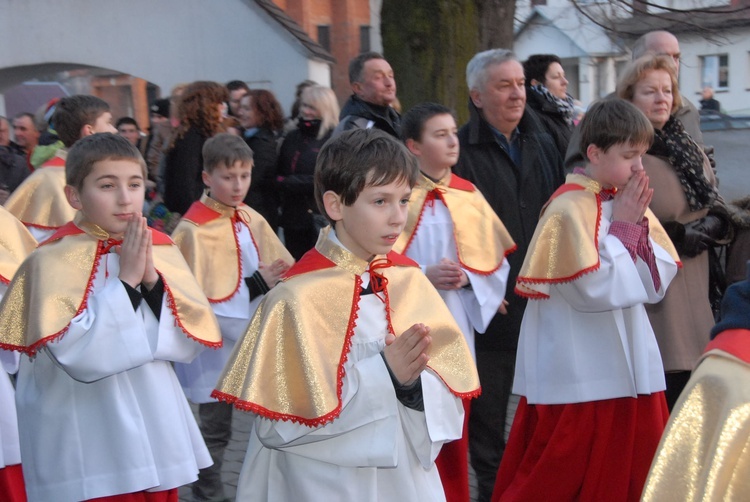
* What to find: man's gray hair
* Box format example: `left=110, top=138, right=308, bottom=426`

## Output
left=466, top=49, right=517, bottom=92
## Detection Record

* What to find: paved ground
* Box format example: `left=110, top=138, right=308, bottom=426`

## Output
left=704, top=128, right=750, bottom=202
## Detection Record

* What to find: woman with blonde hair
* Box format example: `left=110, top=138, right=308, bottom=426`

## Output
left=163, top=81, right=227, bottom=215
left=617, top=54, right=732, bottom=409
left=276, top=85, right=340, bottom=259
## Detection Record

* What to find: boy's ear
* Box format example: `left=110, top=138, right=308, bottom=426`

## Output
left=405, top=138, right=421, bottom=157
left=585, top=144, right=600, bottom=164
left=201, top=170, right=211, bottom=188
left=64, top=185, right=83, bottom=210
left=80, top=124, right=93, bottom=139
left=322, top=190, right=343, bottom=222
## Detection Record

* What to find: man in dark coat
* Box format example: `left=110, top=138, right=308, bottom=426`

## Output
left=453, top=48, right=565, bottom=502
left=333, top=52, right=401, bottom=138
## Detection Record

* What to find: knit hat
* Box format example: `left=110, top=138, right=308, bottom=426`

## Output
left=150, top=98, right=170, bottom=119
left=710, top=263, right=750, bottom=339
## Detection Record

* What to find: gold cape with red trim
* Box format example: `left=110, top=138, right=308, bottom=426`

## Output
left=171, top=194, right=294, bottom=302
left=643, top=329, right=750, bottom=501
left=0, top=212, right=222, bottom=355
left=212, top=227, right=480, bottom=426
left=0, top=206, right=37, bottom=284
left=516, top=173, right=680, bottom=299
left=4, top=151, right=76, bottom=229
left=393, top=173, right=516, bottom=274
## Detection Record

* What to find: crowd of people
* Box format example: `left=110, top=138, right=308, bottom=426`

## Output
left=0, top=27, right=748, bottom=502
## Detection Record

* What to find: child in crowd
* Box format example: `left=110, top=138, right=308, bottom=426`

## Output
left=171, top=133, right=293, bottom=502
left=0, top=207, right=36, bottom=502
left=0, top=133, right=222, bottom=502
left=212, top=129, right=480, bottom=501
left=5, top=95, right=117, bottom=242
left=493, top=99, right=681, bottom=502
left=396, top=102, right=515, bottom=501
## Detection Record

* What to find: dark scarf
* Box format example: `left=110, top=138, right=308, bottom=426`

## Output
left=530, top=84, right=575, bottom=126
left=649, top=116, right=718, bottom=212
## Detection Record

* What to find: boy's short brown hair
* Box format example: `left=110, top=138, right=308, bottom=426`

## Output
left=314, top=129, right=419, bottom=224
left=66, top=133, right=147, bottom=190
left=202, top=133, right=254, bottom=173
left=401, top=102, right=455, bottom=142
left=579, top=99, right=654, bottom=162
left=52, top=95, right=111, bottom=148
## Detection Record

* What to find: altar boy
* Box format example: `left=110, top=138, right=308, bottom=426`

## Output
left=213, top=129, right=480, bottom=501
left=0, top=133, right=221, bottom=501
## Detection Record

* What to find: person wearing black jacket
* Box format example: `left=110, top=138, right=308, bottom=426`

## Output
left=453, top=48, right=565, bottom=502
left=163, top=81, right=228, bottom=215
left=238, top=90, right=283, bottom=231
left=276, top=85, right=339, bottom=259
left=523, top=54, right=576, bottom=159
left=333, top=52, right=401, bottom=138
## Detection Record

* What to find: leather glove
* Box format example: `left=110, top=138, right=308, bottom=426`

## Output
left=676, top=215, right=727, bottom=258
left=687, top=214, right=728, bottom=242
left=680, top=225, right=712, bottom=258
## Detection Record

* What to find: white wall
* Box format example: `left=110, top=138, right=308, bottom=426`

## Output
left=0, top=0, right=331, bottom=112
left=679, top=28, right=750, bottom=114
left=515, top=24, right=588, bottom=60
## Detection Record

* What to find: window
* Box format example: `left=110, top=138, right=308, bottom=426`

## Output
left=317, top=25, right=331, bottom=52
left=360, top=26, right=371, bottom=53
left=701, top=54, right=729, bottom=90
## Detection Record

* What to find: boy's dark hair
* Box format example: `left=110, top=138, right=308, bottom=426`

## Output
left=115, top=117, right=139, bottom=130
left=349, top=51, right=385, bottom=84
left=52, top=95, right=111, bottom=148
left=522, top=54, right=562, bottom=85
left=579, top=99, right=654, bottom=162
left=314, top=129, right=419, bottom=224
left=202, top=133, right=254, bottom=173
left=226, top=80, right=250, bottom=93
left=401, top=102, right=454, bottom=142
left=66, top=133, right=146, bottom=190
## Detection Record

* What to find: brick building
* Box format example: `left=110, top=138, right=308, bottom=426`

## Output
left=273, top=0, right=373, bottom=103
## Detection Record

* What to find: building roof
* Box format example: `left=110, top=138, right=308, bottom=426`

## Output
left=515, top=6, right=627, bottom=57
left=615, top=3, right=750, bottom=38
left=253, top=0, right=335, bottom=63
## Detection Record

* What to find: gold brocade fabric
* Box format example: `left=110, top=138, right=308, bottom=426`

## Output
left=0, top=213, right=221, bottom=354
left=0, top=207, right=37, bottom=284
left=171, top=195, right=293, bottom=302
left=516, top=173, right=679, bottom=298
left=214, top=227, right=480, bottom=425
left=4, top=152, right=76, bottom=229
left=393, top=173, right=516, bottom=274
left=642, top=350, right=750, bottom=501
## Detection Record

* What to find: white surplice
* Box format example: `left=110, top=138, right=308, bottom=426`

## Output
left=235, top=268, right=465, bottom=501
left=0, top=284, right=21, bottom=470
left=15, top=253, right=212, bottom=502
left=402, top=200, right=509, bottom=361
left=513, top=201, right=680, bottom=405
left=174, top=222, right=262, bottom=403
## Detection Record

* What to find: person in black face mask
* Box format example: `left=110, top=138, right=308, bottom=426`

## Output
left=276, top=85, right=340, bottom=260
